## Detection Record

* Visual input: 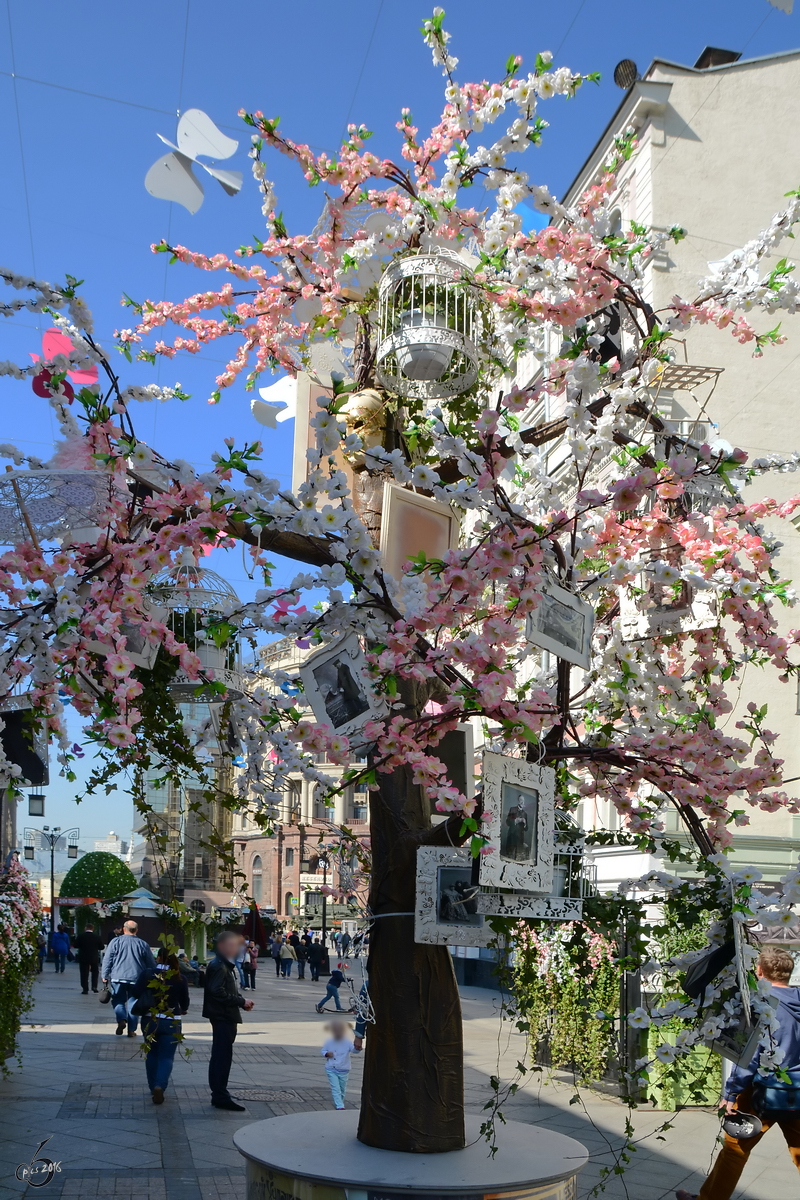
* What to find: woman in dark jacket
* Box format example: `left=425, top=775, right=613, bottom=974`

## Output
left=133, top=949, right=190, bottom=1104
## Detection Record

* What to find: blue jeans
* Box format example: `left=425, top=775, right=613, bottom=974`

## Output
left=111, top=981, right=139, bottom=1032
left=143, top=1017, right=181, bottom=1092
left=281, top=959, right=293, bottom=977
left=54, top=953, right=66, bottom=972
left=318, top=983, right=342, bottom=1010
left=327, top=1069, right=349, bottom=1108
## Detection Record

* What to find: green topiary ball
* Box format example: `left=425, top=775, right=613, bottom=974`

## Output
left=60, top=852, right=137, bottom=901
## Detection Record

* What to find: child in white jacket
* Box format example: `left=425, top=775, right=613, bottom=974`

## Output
left=321, top=1020, right=360, bottom=1109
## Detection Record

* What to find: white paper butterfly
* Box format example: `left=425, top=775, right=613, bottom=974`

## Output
left=251, top=377, right=298, bottom=429
left=145, top=109, right=243, bottom=215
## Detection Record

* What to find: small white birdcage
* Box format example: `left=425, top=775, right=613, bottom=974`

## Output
left=151, top=563, right=244, bottom=701
left=375, top=248, right=481, bottom=400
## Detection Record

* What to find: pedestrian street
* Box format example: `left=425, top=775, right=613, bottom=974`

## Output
left=1, top=964, right=795, bottom=1200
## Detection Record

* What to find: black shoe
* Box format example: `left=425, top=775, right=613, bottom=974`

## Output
left=115, top=1021, right=126, bottom=1036
left=152, top=1087, right=164, bottom=1105
left=92, top=988, right=98, bottom=993
left=81, top=990, right=89, bottom=994
left=127, top=1030, right=137, bottom=1038
left=212, top=1099, right=246, bottom=1111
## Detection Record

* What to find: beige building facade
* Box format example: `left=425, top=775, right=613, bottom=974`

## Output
left=551, top=46, right=800, bottom=884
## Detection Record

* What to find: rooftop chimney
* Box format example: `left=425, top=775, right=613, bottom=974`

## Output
left=694, top=47, right=742, bottom=70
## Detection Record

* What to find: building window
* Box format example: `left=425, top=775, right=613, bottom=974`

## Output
left=252, top=855, right=263, bottom=905
left=284, top=891, right=295, bottom=914
left=285, top=847, right=295, bottom=867
left=287, top=781, right=301, bottom=822
left=190, top=898, right=206, bottom=914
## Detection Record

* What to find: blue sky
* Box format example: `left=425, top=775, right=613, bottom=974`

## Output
left=1, top=0, right=797, bottom=848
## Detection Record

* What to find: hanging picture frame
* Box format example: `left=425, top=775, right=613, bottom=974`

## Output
left=475, top=892, right=583, bottom=921
left=379, top=482, right=460, bottom=581
left=525, top=578, right=594, bottom=671
left=478, top=752, right=555, bottom=894
left=415, top=846, right=493, bottom=947
left=297, top=632, right=387, bottom=743
left=428, top=722, right=475, bottom=826
left=619, top=572, right=718, bottom=641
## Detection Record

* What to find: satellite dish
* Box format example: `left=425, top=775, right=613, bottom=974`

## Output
left=613, top=59, right=638, bottom=90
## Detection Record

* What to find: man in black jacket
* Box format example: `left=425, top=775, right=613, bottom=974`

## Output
left=74, top=924, right=104, bottom=994
left=202, top=931, right=254, bottom=1111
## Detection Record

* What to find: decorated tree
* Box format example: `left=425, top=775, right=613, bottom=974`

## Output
left=59, top=851, right=137, bottom=901
left=1, top=8, right=800, bottom=1155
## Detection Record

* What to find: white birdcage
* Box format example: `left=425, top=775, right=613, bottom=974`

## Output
left=151, top=563, right=244, bottom=701
left=375, top=248, right=481, bottom=400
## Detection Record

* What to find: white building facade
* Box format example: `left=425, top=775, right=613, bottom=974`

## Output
left=552, top=46, right=800, bottom=887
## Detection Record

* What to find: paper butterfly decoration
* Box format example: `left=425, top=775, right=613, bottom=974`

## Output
left=30, top=327, right=99, bottom=400
left=251, top=376, right=299, bottom=429
left=145, top=109, right=243, bottom=215
left=767, top=0, right=792, bottom=11
left=250, top=345, right=353, bottom=429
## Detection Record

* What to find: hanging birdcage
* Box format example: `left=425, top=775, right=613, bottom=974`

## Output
left=151, top=563, right=244, bottom=701
left=375, top=248, right=481, bottom=400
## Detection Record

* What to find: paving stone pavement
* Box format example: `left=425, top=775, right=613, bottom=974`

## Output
left=1, top=963, right=797, bottom=1199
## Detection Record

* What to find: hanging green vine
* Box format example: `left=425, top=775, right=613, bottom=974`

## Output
left=514, top=920, right=622, bottom=1082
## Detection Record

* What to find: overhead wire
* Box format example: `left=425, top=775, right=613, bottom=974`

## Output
left=155, top=0, right=191, bottom=445
left=651, top=7, right=775, bottom=180
left=5, top=0, right=55, bottom=445
left=339, top=0, right=385, bottom=144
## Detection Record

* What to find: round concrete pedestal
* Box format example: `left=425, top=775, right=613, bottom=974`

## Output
left=234, top=1111, right=587, bottom=1200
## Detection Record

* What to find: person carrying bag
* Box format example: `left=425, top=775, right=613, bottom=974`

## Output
left=676, top=947, right=800, bottom=1200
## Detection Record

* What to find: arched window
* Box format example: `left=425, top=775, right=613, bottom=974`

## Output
left=189, top=898, right=206, bottom=914
left=252, top=855, right=263, bottom=904
left=285, top=847, right=294, bottom=867
left=284, top=891, right=295, bottom=914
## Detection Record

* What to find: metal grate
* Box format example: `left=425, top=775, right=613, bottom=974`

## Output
left=657, top=364, right=724, bottom=391
left=229, top=1088, right=305, bottom=1103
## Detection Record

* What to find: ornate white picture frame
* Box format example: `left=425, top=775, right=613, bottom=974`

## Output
left=380, top=482, right=460, bottom=581
left=297, top=632, right=387, bottom=743
left=475, top=892, right=582, bottom=921
left=478, top=752, right=555, bottom=894
left=619, top=574, right=718, bottom=642
left=525, top=578, right=594, bottom=671
left=415, top=846, right=493, bottom=947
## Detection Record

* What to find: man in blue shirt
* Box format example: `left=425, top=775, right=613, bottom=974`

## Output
left=677, top=947, right=800, bottom=1200
left=101, top=920, right=157, bottom=1037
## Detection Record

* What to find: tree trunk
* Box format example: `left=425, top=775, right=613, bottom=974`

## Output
left=358, top=755, right=466, bottom=1152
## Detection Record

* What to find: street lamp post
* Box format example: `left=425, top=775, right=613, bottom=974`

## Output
left=23, top=825, right=79, bottom=937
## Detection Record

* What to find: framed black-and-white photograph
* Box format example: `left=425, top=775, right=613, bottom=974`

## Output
left=619, top=575, right=718, bottom=641
left=415, top=846, right=493, bottom=947
left=525, top=578, right=593, bottom=671
left=298, top=633, right=387, bottom=742
left=478, top=752, right=555, bottom=893
left=380, top=482, right=460, bottom=581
